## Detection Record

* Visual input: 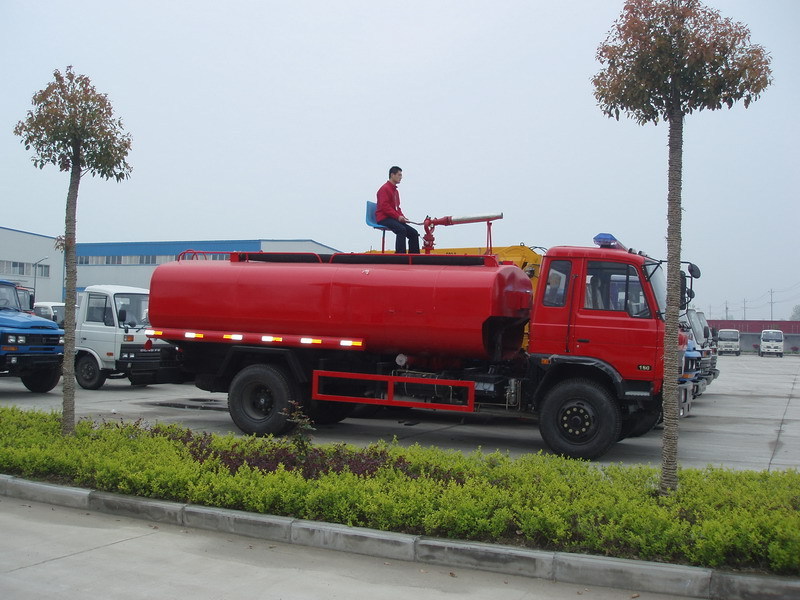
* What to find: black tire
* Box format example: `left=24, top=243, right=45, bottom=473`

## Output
left=539, top=379, right=621, bottom=460
left=76, top=355, right=107, bottom=390
left=625, top=409, right=662, bottom=438
left=21, top=366, right=62, bottom=393
left=307, top=400, right=354, bottom=424
left=349, top=403, right=383, bottom=419
left=228, top=365, right=296, bottom=435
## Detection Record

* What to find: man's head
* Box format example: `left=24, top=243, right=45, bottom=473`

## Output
left=389, top=166, right=402, bottom=184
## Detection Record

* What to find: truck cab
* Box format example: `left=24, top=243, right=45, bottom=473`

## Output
left=15, top=285, right=35, bottom=314
left=717, top=329, right=740, bottom=356
left=0, top=279, right=64, bottom=392
left=759, top=330, right=784, bottom=358
left=527, top=237, right=668, bottom=449
left=74, top=285, right=184, bottom=389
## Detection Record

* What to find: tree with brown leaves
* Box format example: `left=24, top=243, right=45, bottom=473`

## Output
left=14, top=66, right=132, bottom=435
left=593, top=0, right=771, bottom=494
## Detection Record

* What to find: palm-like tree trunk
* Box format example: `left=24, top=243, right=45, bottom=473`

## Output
left=659, top=107, right=684, bottom=495
left=61, top=146, right=81, bottom=436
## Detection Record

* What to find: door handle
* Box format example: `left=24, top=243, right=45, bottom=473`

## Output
left=577, top=339, right=590, bottom=343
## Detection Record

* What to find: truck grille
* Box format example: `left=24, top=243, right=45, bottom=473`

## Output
left=17, top=334, right=62, bottom=346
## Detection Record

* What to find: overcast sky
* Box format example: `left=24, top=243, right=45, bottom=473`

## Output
left=1, top=1, right=797, bottom=320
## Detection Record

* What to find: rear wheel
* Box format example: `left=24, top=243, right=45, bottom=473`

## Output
left=307, top=400, right=354, bottom=424
left=76, top=355, right=107, bottom=390
left=539, top=379, right=621, bottom=460
left=228, top=365, right=296, bottom=435
left=623, top=409, right=662, bottom=439
left=21, top=366, right=62, bottom=393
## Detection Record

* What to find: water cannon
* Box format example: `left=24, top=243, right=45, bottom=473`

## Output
left=422, top=213, right=503, bottom=254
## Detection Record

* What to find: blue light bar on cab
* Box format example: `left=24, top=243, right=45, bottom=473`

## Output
left=593, top=233, right=627, bottom=251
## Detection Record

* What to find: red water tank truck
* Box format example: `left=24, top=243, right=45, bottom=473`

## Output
left=146, top=231, right=675, bottom=459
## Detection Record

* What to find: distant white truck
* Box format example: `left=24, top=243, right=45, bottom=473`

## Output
left=717, top=329, right=740, bottom=356
left=759, top=329, right=784, bottom=358
left=34, top=301, right=66, bottom=327
left=74, top=285, right=186, bottom=389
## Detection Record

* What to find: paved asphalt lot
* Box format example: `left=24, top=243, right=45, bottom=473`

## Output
left=1, top=353, right=798, bottom=471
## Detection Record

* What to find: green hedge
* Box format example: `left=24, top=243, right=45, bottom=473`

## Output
left=1, top=406, right=798, bottom=575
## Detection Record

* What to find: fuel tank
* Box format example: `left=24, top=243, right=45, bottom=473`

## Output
left=149, top=255, right=533, bottom=360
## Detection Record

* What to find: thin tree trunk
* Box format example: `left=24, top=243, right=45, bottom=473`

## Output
left=659, top=107, right=684, bottom=495
left=61, top=149, right=81, bottom=436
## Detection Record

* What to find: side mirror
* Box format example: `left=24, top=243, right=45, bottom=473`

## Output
left=680, top=271, right=689, bottom=310
left=118, top=309, right=127, bottom=323
left=687, top=263, right=701, bottom=279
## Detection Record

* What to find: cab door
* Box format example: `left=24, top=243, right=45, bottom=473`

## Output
left=78, top=293, right=120, bottom=369
left=528, top=258, right=575, bottom=355
left=570, top=260, right=661, bottom=380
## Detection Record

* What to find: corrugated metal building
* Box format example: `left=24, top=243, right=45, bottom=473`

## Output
left=1, top=226, right=338, bottom=301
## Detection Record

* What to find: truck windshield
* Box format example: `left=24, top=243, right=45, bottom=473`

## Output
left=0, top=285, right=22, bottom=311
left=718, top=330, right=739, bottom=341
left=686, top=310, right=705, bottom=343
left=762, top=331, right=783, bottom=342
left=114, top=293, right=150, bottom=328
left=643, top=261, right=666, bottom=317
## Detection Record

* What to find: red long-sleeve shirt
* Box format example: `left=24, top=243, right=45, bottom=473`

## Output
left=375, top=180, right=404, bottom=222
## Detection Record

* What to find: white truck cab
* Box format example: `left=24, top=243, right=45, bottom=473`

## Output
left=75, top=285, right=183, bottom=389
left=759, top=329, right=784, bottom=358
left=717, top=329, right=740, bottom=356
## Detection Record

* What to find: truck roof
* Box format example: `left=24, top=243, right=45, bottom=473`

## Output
left=546, top=246, right=651, bottom=263
left=83, top=284, right=149, bottom=295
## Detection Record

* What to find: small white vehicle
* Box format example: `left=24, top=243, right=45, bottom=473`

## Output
left=717, top=329, right=740, bottom=356
left=759, top=329, right=784, bottom=358
left=33, top=301, right=66, bottom=327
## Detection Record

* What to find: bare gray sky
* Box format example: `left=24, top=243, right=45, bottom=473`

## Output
left=1, top=0, right=798, bottom=319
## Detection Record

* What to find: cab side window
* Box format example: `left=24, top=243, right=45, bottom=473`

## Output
left=584, top=262, right=650, bottom=318
left=86, top=295, right=114, bottom=326
left=543, top=260, right=571, bottom=307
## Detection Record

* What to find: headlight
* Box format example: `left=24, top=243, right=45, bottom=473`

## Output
left=18, top=335, right=26, bottom=344
left=8, top=335, right=25, bottom=344
left=6, top=335, right=15, bottom=343
left=59, top=336, right=65, bottom=345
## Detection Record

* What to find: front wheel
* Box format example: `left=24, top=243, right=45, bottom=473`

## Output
left=76, top=355, right=107, bottom=390
left=228, top=364, right=297, bottom=435
left=21, top=366, right=62, bottom=393
left=539, top=379, right=621, bottom=460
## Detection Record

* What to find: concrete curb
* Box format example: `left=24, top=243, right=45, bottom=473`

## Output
left=1, top=475, right=798, bottom=600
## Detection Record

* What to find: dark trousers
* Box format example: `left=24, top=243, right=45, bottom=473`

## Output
left=378, top=218, right=420, bottom=254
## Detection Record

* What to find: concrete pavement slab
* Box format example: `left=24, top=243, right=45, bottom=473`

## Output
left=1, top=496, right=683, bottom=600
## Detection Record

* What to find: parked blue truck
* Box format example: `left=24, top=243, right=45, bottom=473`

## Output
left=0, top=279, right=64, bottom=392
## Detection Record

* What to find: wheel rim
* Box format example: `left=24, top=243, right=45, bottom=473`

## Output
left=556, top=400, right=597, bottom=443
left=242, top=382, right=275, bottom=422
left=80, top=359, right=97, bottom=382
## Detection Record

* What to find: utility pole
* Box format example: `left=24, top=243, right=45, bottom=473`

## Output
left=769, top=289, right=774, bottom=321
left=32, top=256, right=48, bottom=302
left=724, top=301, right=730, bottom=320
left=742, top=299, right=746, bottom=321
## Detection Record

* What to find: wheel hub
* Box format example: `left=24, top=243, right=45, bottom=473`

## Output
left=246, top=385, right=273, bottom=418
left=559, top=403, right=595, bottom=441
